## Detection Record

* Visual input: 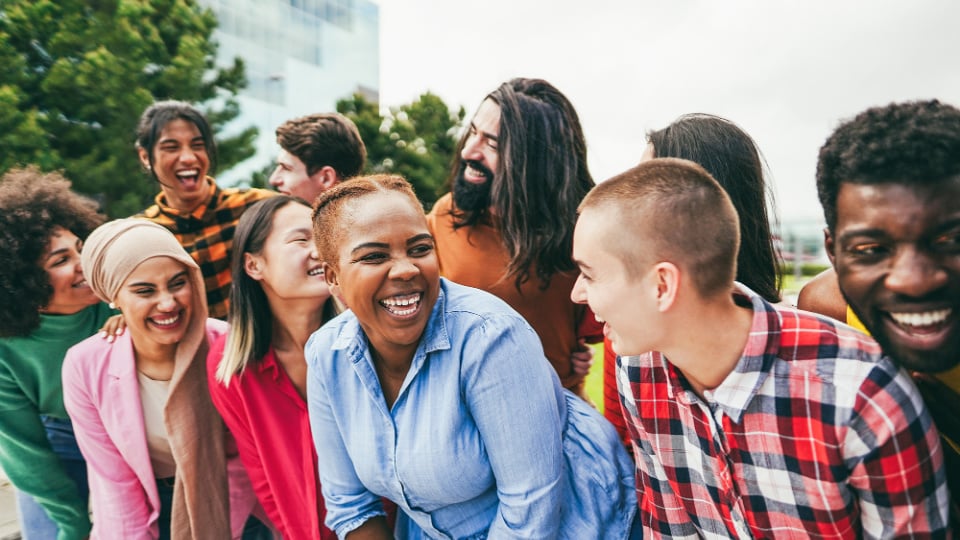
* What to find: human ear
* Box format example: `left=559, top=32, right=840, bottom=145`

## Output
left=137, top=147, right=151, bottom=171
left=653, top=262, right=680, bottom=312
left=323, top=262, right=340, bottom=295
left=318, top=166, right=339, bottom=190
left=823, top=228, right=837, bottom=268
left=244, top=253, right=263, bottom=280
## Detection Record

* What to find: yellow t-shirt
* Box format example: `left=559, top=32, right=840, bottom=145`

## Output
left=845, top=306, right=869, bottom=334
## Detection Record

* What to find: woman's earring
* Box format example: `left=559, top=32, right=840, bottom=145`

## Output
left=109, top=302, right=117, bottom=309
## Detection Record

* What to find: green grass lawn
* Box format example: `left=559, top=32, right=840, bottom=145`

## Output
left=584, top=342, right=605, bottom=412
left=782, top=274, right=807, bottom=298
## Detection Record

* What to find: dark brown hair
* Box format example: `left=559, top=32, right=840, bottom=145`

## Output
left=217, top=195, right=337, bottom=383
left=449, top=78, right=593, bottom=289
left=276, top=113, right=366, bottom=179
left=817, top=99, right=960, bottom=232
left=647, top=113, right=782, bottom=302
left=135, top=100, right=218, bottom=175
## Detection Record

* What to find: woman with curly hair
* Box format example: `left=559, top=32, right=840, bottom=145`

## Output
left=0, top=167, right=114, bottom=539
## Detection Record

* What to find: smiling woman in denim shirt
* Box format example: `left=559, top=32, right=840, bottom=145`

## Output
left=305, top=174, right=637, bottom=540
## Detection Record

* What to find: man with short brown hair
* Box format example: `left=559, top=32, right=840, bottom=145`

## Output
left=270, top=112, right=366, bottom=203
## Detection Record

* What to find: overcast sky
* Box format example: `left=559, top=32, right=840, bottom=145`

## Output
left=375, top=0, right=960, bottom=225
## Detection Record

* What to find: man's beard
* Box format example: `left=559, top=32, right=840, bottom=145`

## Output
left=452, top=160, right=493, bottom=212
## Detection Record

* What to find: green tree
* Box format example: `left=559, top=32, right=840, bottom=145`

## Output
left=338, top=92, right=465, bottom=209
left=247, top=162, right=274, bottom=190
left=0, top=0, right=256, bottom=217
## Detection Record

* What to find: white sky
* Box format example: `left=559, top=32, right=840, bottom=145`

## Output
left=375, top=0, right=960, bottom=225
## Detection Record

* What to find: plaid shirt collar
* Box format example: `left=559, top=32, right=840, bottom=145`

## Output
left=152, top=177, right=219, bottom=221
left=663, top=283, right=783, bottom=424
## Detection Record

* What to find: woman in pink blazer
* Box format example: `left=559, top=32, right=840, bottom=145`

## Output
left=62, top=219, right=255, bottom=539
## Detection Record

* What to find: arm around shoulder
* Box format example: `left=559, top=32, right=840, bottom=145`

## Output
left=796, top=269, right=848, bottom=322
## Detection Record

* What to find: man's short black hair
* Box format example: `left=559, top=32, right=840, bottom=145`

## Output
left=817, top=99, right=960, bottom=232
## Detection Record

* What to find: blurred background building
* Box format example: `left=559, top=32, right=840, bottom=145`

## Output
left=197, top=0, right=380, bottom=184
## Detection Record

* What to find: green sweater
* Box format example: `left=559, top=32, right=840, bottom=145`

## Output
left=0, top=302, right=113, bottom=540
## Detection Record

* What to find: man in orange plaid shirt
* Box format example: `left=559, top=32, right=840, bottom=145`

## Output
left=134, top=100, right=274, bottom=320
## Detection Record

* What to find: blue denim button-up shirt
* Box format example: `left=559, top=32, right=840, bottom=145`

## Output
left=306, top=278, right=569, bottom=539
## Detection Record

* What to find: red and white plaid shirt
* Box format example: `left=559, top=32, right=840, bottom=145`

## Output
left=620, top=284, right=950, bottom=539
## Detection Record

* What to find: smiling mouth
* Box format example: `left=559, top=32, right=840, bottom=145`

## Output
left=308, top=266, right=324, bottom=277
left=380, top=293, right=422, bottom=317
left=149, top=311, right=183, bottom=329
left=72, top=279, right=89, bottom=289
left=176, top=169, right=201, bottom=187
left=463, top=161, right=492, bottom=184
left=887, top=308, right=953, bottom=334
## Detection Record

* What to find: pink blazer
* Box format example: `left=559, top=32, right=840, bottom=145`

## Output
left=62, top=319, right=255, bottom=539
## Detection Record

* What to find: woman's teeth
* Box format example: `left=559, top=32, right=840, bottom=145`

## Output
left=380, top=293, right=421, bottom=315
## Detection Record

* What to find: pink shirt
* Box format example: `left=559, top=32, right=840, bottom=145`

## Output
left=206, top=334, right=336, bottom=540
left=63, top=319, right=255, bottom=539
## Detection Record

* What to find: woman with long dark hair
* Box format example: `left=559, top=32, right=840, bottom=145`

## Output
left=207, top=196, right=340, bottom=539
left=604, top=114, right=784, bottom=445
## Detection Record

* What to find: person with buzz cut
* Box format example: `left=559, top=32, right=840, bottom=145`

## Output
left=571, top=157, right=950, bottom=538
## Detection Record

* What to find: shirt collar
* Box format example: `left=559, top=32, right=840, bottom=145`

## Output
left=699, top=282, right=783, bottom=423
left=256, top=347, right=281, bottom=379
left=152, top=177, right=218, bottom=220
left=330, top=278, right=453, bottom=358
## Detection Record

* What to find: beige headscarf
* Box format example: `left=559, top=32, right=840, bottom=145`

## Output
left=81, top=218, right=198, bottom=306
left=81, top=218, right=232, bottom=539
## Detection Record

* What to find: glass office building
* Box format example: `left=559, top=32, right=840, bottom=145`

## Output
left=197, top=0, right=379, bottom=184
